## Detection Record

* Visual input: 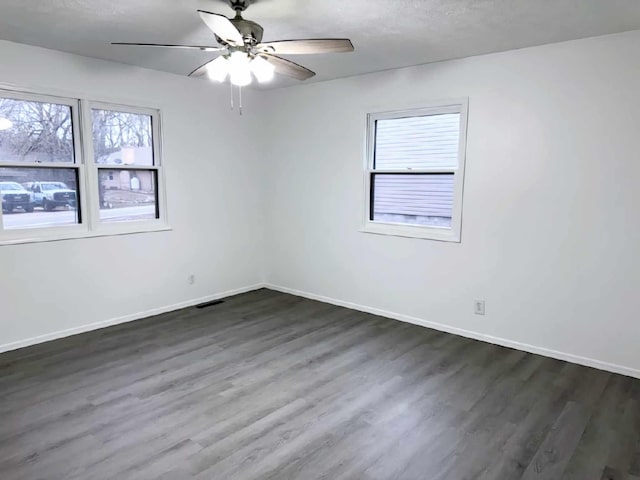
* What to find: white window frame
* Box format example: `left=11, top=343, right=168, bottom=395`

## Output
left=83, top=101, right=167, bottom=236
left=0, top=86, right=169, bottom=245
left=361, top=99, right=469, bottom=242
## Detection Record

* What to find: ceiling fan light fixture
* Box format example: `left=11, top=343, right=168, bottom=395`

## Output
left=228, top=51, right=253, bottom=86
left=206, top=56, right=229, bottom=82
left=250, top=55, right=275, bottom=83
left=113, top=3, right=354, bottom=110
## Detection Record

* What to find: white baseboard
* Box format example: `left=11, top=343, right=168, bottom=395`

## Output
left=0, top=283, right=265, bottom=354
left=264, top=283, right=640, bottom=380
left=5, top=282, right=638, bottom=380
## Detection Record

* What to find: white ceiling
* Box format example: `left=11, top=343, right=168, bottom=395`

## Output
left=2, top=0, right=640, bottom=88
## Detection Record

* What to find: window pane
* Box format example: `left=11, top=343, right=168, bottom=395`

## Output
left=0, top=167, right=80, bottom=230
left=375, top=113, right=460, bottom=170
left=371, top=173, right=454, bottom=228
left=92, top=109, right=153, bottom=165
left=98, top=169, right=158, bottom=222
left=0, top=97, right=74, bottom=163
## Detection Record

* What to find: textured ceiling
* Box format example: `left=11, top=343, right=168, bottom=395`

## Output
left=1, top=0, right=640, bottom=88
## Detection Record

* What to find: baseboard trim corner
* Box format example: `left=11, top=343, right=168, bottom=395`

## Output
left=0, top=283, right=266, bottom=354
left=264, top=283, right=640, bottom=380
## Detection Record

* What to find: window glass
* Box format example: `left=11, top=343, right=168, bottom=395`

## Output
left=1, top=167, right=80, bottom=229
left=92, top=109, right=153, bottom=166
left=374, top=113, right=460, bottom=170
left=0, top=97, right=75, bottom=163
left=97, top=168, right=158, bottom=223
left=371, top=173, right=454, bottom=227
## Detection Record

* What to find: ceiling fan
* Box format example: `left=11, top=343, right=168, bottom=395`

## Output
left=112, top=0, right=355, bottom=87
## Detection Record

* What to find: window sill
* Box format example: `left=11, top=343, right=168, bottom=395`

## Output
left=360, top=222, right=460, bottom=242
left=0, top=224, right=172, bottom=246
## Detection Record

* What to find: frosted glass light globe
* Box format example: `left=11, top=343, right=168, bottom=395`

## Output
left=228, top=51, right=252, bottom=87
left=206, top=56, right=229, bottom=83
left=250, top=56, right=275, bottom=83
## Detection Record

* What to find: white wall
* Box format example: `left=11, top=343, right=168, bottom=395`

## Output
left=3, top=31, right=640, bottom=377
left=258, top=31, right=640, bottom=375
left=0, top=40, right=264, bottom=350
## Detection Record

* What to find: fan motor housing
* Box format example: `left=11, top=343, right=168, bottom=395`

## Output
left=230, top=18, right=264, bottom=44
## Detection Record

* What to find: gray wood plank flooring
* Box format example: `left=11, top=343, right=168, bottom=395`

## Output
left=0, top=288, right=638, bottom=479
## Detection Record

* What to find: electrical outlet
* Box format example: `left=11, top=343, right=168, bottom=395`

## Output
left=188, top=274, right=195, bottom=285
left=474, top=300, right=485, bottom=315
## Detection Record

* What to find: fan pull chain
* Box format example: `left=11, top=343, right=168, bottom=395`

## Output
left=226, top=79, right=245, bottom=116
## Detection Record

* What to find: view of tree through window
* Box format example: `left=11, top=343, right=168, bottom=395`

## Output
left=92, top=109, right=153, bottom=165
left=0, top=97, right=74, bottom=163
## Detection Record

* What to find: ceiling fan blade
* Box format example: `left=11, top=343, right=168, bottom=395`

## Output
left=197, top=10, right=243, bottom=46
left=188, top=56, right=225, bottom=77
left=112, top=42, right=223, bottom=52
left=257, top=39, right=354, bottom=55
left=261, top=54, right=315, bottom=81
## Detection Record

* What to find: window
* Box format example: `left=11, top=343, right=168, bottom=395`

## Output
left=0, top=89, right=166, bottom=245
left=0, top=93, right=83, bottom=233
left=363, top=100, right=468, bottom=242
left=90, top=106, right=161, bottom=224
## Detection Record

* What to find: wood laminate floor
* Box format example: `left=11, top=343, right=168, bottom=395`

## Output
left=1, top=288, right=639, bottom=479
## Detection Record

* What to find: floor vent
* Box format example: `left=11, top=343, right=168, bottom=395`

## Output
left=195, top=299, right=225, bottom=309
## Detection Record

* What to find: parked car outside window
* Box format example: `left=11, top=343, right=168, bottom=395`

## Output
left=1, top=182, right=33, bottom=213
left=24, top=181, right=77, bottom=211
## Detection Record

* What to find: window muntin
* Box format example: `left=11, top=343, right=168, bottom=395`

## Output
left=365, top=101, right=468, bottom=242
left=0, top=90, right=166, bottom=244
